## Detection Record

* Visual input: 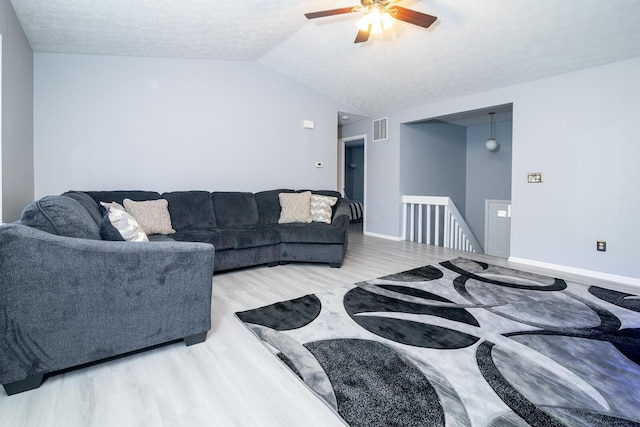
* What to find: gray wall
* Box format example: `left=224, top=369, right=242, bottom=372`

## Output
left=342, top=57, right=640, bottom=280
left=400, top=121, right=467, bottom=213
left=34, top=53, right=351, bottom=196
left=465, top=120, right=513, bottom=247
left=1, top=0, right=33, bottom=222
left=342, top=117, right=398, bottom=236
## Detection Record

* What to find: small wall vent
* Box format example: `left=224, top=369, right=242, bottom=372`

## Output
left=373, top=117, right=388, bottom=142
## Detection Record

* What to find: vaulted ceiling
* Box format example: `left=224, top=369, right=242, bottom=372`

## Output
left=9, top=0, right=640, bottom=118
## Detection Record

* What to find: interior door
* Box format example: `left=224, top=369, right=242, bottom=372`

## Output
left=485, top=200, right=511, bottom=258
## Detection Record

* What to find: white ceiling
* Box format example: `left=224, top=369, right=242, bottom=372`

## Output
left=9, top=0, right=640, bottom=119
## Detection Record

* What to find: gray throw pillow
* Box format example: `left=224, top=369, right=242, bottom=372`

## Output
left=20, top=195, right=102, bottom=240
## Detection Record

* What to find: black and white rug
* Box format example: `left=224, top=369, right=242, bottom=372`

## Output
left=235, top=258, right=640, bottom=426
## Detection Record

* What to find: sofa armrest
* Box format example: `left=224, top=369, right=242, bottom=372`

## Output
left=332, top=197, right=351, bottom=228
left=0, top=223, right=214, bottom=388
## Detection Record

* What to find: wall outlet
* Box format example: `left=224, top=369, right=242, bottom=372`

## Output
left=597, top=240, right=606, bottom=252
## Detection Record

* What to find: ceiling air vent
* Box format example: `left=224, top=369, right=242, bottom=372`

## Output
left=373, top=118, right=388, bottom=142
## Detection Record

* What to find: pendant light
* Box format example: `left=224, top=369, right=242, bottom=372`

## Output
left=486, top=112, right=500, bottom=152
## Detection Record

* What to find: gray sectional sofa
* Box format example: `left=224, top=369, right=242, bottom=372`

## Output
left=74, top=188, right=350, bottom=271
left=0, top=188, right=349, bottom=395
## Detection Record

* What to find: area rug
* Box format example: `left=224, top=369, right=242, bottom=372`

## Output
left=235, top=258, right=640, bottom=426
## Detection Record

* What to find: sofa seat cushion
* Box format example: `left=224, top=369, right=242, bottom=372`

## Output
left=227, top=226, right=281, bottom=249
left=162, top=191, right=217, bottom=230
left=20, top=195, right=102, bottom=240
left=212, top=192, right=259, bottom=228
left=171, top=229, right=235, bottom=251
left=171, top=227, right=280, bottom=250
left=147, top=234, right=176, bottom=242
left=277, top=223, right=345, bottom=244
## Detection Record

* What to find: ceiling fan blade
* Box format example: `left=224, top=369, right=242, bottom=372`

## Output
left=389, top=6, right=437, bottom=29
left=305, top=7, right=357, bottom=20
left=354, top=29, right=370, bottom=44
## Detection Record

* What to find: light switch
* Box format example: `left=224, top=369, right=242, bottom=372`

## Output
left=527, top=173, right=543, bottom=183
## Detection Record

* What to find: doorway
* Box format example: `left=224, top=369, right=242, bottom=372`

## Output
left=400, top=104, right=513, bottom=253
left=339, top=134, right=366, bottom=232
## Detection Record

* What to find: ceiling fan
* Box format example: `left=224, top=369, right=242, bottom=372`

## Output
left=305, top=0, right=437, bottom=43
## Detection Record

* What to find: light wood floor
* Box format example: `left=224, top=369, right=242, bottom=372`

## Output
left=1, top=225, right=635, bottom=426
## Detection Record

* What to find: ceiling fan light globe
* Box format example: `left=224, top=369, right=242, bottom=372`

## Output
left=369, top=7, right=383, bottom=33
left=357, top=4, right=395, bottom=34
left=382, top=13, right=395, bottom=29
left=357, top=15, right=371, bottom=32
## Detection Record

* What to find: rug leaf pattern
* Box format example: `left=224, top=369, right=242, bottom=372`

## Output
left=235, top=258, right=640, bottom=426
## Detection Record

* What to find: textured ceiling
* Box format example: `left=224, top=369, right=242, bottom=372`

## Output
left=9, top=0, right=640, bottom=118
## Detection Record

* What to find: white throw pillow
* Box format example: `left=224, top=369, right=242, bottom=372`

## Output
left=123, top=198, right=175, bottom=235
left=102, top=207, right=149, bottom=242
left=278, top=191, right=312, bottom=224
left=310, top=194, right=338, bottom=224
left=100, top=201, right=125, bottom=211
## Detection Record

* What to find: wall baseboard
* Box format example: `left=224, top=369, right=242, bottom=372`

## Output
left=508, top=257, right=640, bottom=288
left=363, top=231, right=404, bottom=241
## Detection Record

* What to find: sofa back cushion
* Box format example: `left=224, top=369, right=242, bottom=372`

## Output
left=162, top=191, right=217, bottom=230
left=20, top=195, right=102, bottom=240
left=254, top=189, right=295, bottom=225
left=62, top=191, right=103, bottom=225
left=85, top=191, right=161, bottom=213
left=212, top=192, right=259, bottom=228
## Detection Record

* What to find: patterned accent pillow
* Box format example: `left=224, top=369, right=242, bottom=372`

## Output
left=278, top=191, right=312, bottom=224
left=310, top=194, right=338, bottom=224
left=123, top=198, right=175, bottom=235
left=100, top=201, right=125, bottom=212
left=100, top=207, right=149, bottom=242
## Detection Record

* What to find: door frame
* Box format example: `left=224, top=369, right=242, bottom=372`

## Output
left=339, top=134, right=367, bottom=231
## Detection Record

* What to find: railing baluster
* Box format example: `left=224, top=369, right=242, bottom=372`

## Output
left=401, top=195, right=481, bottom=254
left=435, top=205, right=440, bottom=246
left=411, top=203, right=416, bottom=242
left=426, top=204, right=431, bottom=245
left=444, top=206, right=450, bottom=249
left=418, top=204, right=423, bottom=244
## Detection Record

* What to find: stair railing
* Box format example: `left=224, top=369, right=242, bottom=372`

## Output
left=402, top=195, right=483, bottom=254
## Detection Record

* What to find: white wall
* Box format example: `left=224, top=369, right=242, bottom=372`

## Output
left=342, top=57, right=640, bottom=281
left=34, top=53, right=350, bottom=196
left=1, top=0, right=34, bottom=222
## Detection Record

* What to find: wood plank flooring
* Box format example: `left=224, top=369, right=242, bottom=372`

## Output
left=1, top=225, right=635, bottom=426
